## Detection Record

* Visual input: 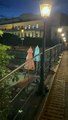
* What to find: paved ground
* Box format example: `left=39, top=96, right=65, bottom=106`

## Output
left=8, top=51, right=68, bottom=120
left=64, top=51, right=68, bottom=120
left=37, top=51, right=68, bottom=120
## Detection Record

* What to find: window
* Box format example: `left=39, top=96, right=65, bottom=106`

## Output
left=28, top=25, right=31, bottom=29
left=33, top=31, right=36, bottom=37
left=12, top=26, right=14, bottom=29
left=25, top=26, right=27, bottom=29
left=21, top=26, right=24, bottom=29
left=17, top=32, right=20, bottom=36
left=32, top=25, right=35, bottom=29
left=36, top=31, right=40, bottom=37
left=41, top=32, right=43, bottom=38
left=21, top=32, right=25, bottom=37
left=36, top=24, right=39, bottom=28
left=17, top=26, right=20, bottom=30
left=30, top=32, right=32, bottom=37
left=26, top=32, right=29, bottom=37
left=19, top=33, right=22, bottom=37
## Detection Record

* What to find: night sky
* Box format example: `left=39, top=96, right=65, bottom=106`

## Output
left=0, top=0, right=68, bottom=18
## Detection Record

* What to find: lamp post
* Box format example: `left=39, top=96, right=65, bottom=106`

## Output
left=57, top=28, right=62, bottom=43
left=38, top=1, right=51, bottom=95
left=63, top=37, right=67, bottom=50
left=21, top=29, right=24, bottom=46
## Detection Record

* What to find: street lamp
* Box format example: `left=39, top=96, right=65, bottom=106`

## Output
left=40, top=3, right=51, bottom=17
left=63, top=37, right=66, bottom=40
left=21, top=29, right=24, bottom=33
left=63, top=37, right=66, bottom=42
left=61, top=33, right=65, bottom=37
left=21, top=29, right=24, bottom=46
left=38, top=1, right=51, bottom=95
left=63, top=39, right=66, bottom=42
left=57, top=28, right=62, bottom=33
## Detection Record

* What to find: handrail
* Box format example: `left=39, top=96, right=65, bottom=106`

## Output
left=0, top=44, right=61, bottom=83
left=0, top=62, right=25, bottom=82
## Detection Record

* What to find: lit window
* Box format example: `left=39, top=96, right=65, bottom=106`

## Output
left=19, top=33, right=21, bottom=37
left=28, top=25, right=31, bottom=29
left=21, top=32, right=24, bottom=37
left=26, top=32, right=29, bottom=37
left=24, top=26, right=27, bottom=29
left=36, top=24, right=39, bottom=28
left=30, top=32, right=32, bottom=37
left=33, top=31, right=36, bottom=37
left=32, top=25, right=35, bottom=29
left=17, top=26, right=20, bottom=30
left=18, top=32, right=20, bottom=36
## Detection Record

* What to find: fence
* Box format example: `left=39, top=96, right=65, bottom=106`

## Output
left=0, top=43, right=62, bottom=120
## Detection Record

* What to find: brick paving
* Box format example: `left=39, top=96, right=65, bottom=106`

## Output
left=38, top=51, right=68, bottom=120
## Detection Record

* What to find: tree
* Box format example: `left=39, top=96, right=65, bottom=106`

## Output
left=2, top=33, right=21, bottom=46
left=0, top=44, right=17, bottom=120
left=0, top=44, right=11, bottom=78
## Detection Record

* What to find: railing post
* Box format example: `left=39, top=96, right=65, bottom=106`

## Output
left=49, top=48, right=52, bottom=70
left=38, top=53, right=44, bottom=95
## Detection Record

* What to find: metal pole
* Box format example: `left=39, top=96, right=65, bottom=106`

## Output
left=38, top=19, right=48, bottom=95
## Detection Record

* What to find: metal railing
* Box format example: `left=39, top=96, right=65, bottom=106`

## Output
left=0, top=43, right=62, bottom=120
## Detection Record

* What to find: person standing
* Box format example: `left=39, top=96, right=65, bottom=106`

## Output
left=34, top=45, right=40, bottom=73
left=24, top=47, right=35, bottom=70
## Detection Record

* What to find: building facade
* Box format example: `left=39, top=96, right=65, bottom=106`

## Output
left=0, top=13, right=68, bottom=46
left=0, top=19, right=44, bottom=39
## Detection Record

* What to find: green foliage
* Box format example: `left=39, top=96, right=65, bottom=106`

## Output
left=0, top=44, right=12, bottom=78
left=0, top=81, right=11, bottom=120
left=12, top=72, right=19, bottom=82
left=0, top=44, right=17, bottom=120
left=0, top=30, right=3, bottom=37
